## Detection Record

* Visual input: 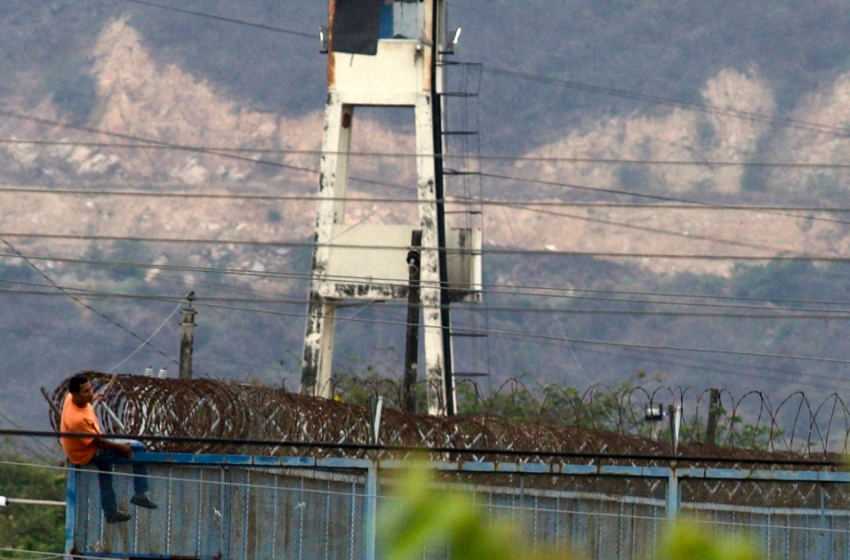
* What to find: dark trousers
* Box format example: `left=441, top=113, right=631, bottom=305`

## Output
left=88, top=440, right=149, bottom=515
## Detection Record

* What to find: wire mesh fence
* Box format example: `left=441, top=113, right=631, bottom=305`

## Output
left=67, top=454, right=850, bottom=560
left=410, top=472, right=668, bottom=560
left=680, top=478, right=850, bottom=559
left=71, top=461, right=368, bottom=559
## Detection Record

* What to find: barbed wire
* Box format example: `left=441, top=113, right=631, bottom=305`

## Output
left=46, top=373, right=850, bottom=467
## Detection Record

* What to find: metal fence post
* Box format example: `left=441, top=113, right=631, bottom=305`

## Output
left=819, top=485, right=827, bottom=560
left=64, top=466, right=76, bottom=559
left=365, top=461, right=378, bottom=560
left=666, top=468, right=679, bottom=520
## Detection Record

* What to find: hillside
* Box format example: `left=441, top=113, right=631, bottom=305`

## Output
left=4, top=2, right=850, bottom=432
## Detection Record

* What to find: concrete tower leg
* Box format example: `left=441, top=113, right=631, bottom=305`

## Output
left=415, top=94, right=448, bottom=415
left=301, top=93, right=353, bottom=397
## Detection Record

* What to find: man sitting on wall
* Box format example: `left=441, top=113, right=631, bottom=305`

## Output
left=60, top=374, right=157, bottom=524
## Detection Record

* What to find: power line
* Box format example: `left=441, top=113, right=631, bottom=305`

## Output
left=6, top=278, right=850, bottom=388
left=7, top=138, right=850, bottom=169
left=6, top=287, right=850, bottom=320
left=483, top=171, right=728, bottom=203
left=5, top=250, right=850, bottom=298
left=190, top=300, right=850, bottom=366
left=0, top=323, right=137, bottom=348
left=9, top=275, right=850, bottom=315
left=5, top=269, right=846, bottom=367
left=6, top=111, right=850, bottom=237
left=8, top=249, right=850, bottom=311
left=13, top=180, right=850, bottom=249
left=106, top=301, right=182, bottom=373
left=0, top=232, right=834, bottom=260
left=501, top=203, right=796, bottom=254
left=6, top=184, right=850, bottom=213
left=90, top=2, right=850, bottom=149
left=481, top=65, right=850, bottom=141
left=11, top=135, right=850, bottom=238
left=5, top=12, right=845, bottom=397
left=6, top=273, right=850, bottom=316
left=0, top=412, right=61, bottom=462
left=9, top=189, right=850, bottom=260
left=111, top=0, right=316, bottom=38
left=0, top=238, right=178, bottom=367
left=0, top=109, right=318, bottom=176
left=483, top=171, right=850, bottom=229
left=0, top=110, right=454, bottom=197
left=4, top=235, right=850, bottom=264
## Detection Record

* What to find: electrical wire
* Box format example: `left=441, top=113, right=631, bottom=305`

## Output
left=12, top=261, right=850, bottom=387
left=111, top=0, right=316, bottom=38
left=7, top=250, right=850, bottom=305
left=0, top=239, right=178, bottom=367
left=8, top=275, right=848, bottom=372
left=7, top=183, right=850, bottom=258
left=6, top=287, right=850, bottom=320
left=92, top=0, right=850, bottom=148
left=0, top=323, right=138, bottom=349
left=105, top=301, right=182, bottom=373
left=481, top=65, right=850, bottom=141
left=499, top=203, right=797, bottom=254
left=8, top=112, right=850, bottom=237
left=482, top=171, right=850, bottom=230
left=185, top=300, right=850, bottom=366
left=9, top=138, right=850, bottom=169
left=8, top=275, right=850, bottom=315
left=9, top=251, right=850, bottom=311
left=44, top=0, right=850, bottom=152
left=0, top=412, right=61, bottom=463
left=6, top=287, right=850, bottom=389
left=7, top=183, right=850, bottom=213
left=0, top=109, right=318, bottom=176
left=1, top=234, right=843, bottom=261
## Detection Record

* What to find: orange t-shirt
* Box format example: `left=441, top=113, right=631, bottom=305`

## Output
left=60, top=393, right=102, bottom=465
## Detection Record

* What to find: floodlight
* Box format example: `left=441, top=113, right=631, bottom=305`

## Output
left=440, top=27, right=462, bottom=54
left=644, top=403, right=663, bottom=421
left=320, top=26, right=329, bottom=54
left=451, top=27, right=462, bottom=48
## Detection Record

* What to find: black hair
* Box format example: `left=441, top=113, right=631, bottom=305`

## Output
left=68, top=375, right=89, bottom=394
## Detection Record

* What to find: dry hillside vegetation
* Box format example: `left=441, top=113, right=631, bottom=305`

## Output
left=3, top=19, right=850, bottom=278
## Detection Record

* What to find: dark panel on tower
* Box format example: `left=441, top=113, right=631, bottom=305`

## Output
left=332, top=0, right=384, bottom=55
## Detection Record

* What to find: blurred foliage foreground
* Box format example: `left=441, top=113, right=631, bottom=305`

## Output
left=0, top=449, right=65, bottom=557
left=379, top=464, right=762, bottom=560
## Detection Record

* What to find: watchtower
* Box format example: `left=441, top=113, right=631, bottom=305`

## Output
left=299, top=0, right=480, bottom=415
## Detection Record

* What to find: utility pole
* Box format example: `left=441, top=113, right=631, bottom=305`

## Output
left=179, top=291, right=196, bottom=380
left=403, top=231, right=422, bottom=413
left=705, top=388, right=721, bottom=445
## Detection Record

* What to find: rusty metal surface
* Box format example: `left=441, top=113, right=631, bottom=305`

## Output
left=50, top=372, right=847, bottom=467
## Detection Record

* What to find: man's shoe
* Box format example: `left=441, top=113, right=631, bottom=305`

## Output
left=130, top=494, right=158, bottom=509
left=105, top=511, right=132, bottom=524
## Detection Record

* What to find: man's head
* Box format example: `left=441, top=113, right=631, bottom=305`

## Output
left=69, top=375, right=94, bottom=407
